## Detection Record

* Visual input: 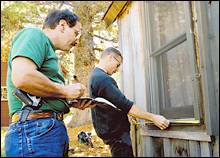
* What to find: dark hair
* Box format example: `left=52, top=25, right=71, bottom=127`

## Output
left=101, top=47, right=123, bottom=60
left=43, top=9, right=79, bottom=29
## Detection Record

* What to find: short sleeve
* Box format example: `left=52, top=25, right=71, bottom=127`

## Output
left=10, top=28, right=47, bottom=68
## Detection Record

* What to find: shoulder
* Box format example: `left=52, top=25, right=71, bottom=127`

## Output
left=13, top=27, right=46, bottom=43
left=16, top=27, right=44, bottom=36
left=90, top=68, right=116, bottom=86
left=90, top=68, right=110, bottom=82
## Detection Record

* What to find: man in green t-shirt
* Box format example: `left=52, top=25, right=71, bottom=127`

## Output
left=5, top=9, right=93, bottom=157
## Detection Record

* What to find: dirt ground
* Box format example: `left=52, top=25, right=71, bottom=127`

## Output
left=67, top=124, right=111, bottom=157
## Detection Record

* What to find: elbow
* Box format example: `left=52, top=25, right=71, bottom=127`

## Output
left=12, top=72, right=30, bottom=89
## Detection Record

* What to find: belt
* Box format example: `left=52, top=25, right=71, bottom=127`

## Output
left=11, top=111, right=63, bottom=123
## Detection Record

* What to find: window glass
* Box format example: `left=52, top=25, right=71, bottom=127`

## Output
left=158, top=42, right=194, bottom=108
left=149, top=1, right=186, bottom=51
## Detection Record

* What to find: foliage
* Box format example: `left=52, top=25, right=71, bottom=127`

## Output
left=1, top=1, right=118, bottom=84
left=1, top=3, right=119, bottom=154
left=57, top=1, right=118, bottom=89
left=1, top=1, right=47, bottom=62
left=1, top=1, right=118, bottom=125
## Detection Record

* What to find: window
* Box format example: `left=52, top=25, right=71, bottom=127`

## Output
left=146, top=2, right=201, bottom=120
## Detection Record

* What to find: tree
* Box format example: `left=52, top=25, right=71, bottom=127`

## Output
left=61, top=1, right=119, bottom=127
left=1, top=1, right=54, bottom=62
left=1, top=1, right=118, bottom=126
left=1, top=1, right=118, bottom=85
left=67, top=1, right=115, bottom=91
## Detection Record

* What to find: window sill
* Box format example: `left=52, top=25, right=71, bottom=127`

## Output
left=131, top=118, right=201, bottom=126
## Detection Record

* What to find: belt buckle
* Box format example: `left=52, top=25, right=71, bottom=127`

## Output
left=11, top=113, right=20, bottom=123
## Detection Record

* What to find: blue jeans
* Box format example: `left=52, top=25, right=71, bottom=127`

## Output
left=5, top=118, right=69, bottom=157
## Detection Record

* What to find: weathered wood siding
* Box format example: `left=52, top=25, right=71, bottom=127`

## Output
left=118, top=2, right=149, bottom=155
left=195, top=1, right=219, bottom=136
left=118, top=1, right=148, bottom=111
left=117, top=1, right=219, bottom=157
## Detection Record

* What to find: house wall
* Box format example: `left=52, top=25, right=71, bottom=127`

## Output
left=118, top=1, right=148, bottom=111
left=196, top=1, right=219, bottom=136
left=209, top=2, right=219, bottom=155
left=117, top=1, right=219, bottom=157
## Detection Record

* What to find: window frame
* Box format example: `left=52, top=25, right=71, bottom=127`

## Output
left=145, top=1, right=202, bottom=121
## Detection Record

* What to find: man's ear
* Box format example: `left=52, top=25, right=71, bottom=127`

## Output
left=58, top=19, right=67, bottom=33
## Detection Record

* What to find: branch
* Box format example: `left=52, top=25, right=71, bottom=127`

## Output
left=88, top=32, right=117, bottom=43
left=93, top=34, right=115, bottom=42
left=93, top=47, right=104, bottom=52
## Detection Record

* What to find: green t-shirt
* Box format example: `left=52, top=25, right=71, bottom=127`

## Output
left=7, top=27, right=70, bottom=116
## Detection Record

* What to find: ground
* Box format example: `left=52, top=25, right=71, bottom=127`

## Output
left=1, top=124, right=111, bottom=157
left=67, top=123, right=111, bottom=157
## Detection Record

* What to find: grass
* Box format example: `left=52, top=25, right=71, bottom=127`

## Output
left=1, top=124, right=111, bottom=157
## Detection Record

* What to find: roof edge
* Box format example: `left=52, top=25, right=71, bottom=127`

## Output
left=102, top=1, right=128, bottom=27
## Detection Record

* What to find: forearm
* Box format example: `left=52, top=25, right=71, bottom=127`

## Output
left=12, top=70, right=66, bottom=98
left=128, top=104, right=154, bottom=122
left=128, top=104, right=170, bottom=130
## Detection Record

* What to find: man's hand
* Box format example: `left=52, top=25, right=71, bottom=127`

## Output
left=151, top=114, right=170, bottom=130
left=69, top=99, right=96, bottom=110
left=63, top=83, right=86, bottom=99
